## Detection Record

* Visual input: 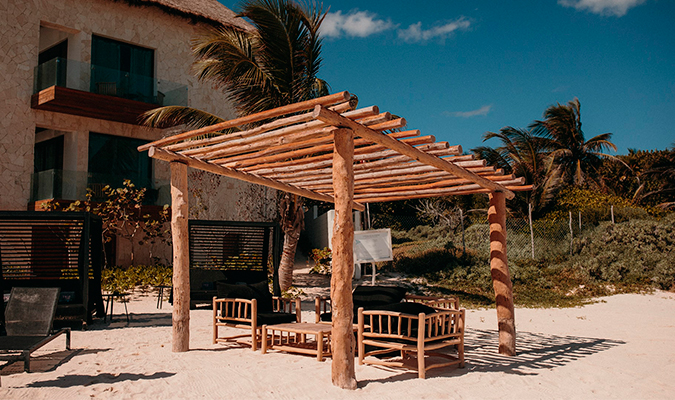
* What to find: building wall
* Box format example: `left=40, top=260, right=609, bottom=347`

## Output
left=1, top=0, right=277, bottom=266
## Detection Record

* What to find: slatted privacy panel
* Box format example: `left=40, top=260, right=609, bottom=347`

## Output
left=0, top=211, right=104, bottom=327
left=188, top=220, right=281, bottom=295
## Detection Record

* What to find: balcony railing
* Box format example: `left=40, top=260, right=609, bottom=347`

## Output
left=33, top=58, right=187, bottom=106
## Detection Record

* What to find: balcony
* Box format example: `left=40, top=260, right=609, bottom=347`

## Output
left=31, top=58, right=188, bottom=125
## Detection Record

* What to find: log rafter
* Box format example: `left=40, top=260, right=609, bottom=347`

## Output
left=139, top=92, right=524, bottom=203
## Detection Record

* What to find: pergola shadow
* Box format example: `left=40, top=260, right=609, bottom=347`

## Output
left=465, top=329, right=625, bottom=374
left=358, top=329, right=624, bottom=386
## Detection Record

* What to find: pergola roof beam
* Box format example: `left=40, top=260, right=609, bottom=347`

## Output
left=356, top=179, right=528, bottom=203
left=313, top=105, right=516, bottom=199
left=223, top=130, right=423, bottom=170
left=180, top=105, right=381, bottom=158
left=148, top=144, right=365, bottom=211
left=138, top=91, right=352, bottom=151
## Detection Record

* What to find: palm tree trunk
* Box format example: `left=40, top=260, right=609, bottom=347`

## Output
left=278, top=194, right=304, bottom=292
left=278, top=225, right=301, bottom=291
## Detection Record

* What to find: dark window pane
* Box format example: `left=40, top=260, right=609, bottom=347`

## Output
left=87, top=132, right=151, bottom=190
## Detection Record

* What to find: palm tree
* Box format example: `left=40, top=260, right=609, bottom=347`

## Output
left=472, top=126, right=552, bottom=215
left=143, top=0, right=329, bottom=291
left=530, top=98, right=617, bottom=188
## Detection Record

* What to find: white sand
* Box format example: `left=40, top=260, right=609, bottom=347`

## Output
left=2, top=289, right=674, bottom=399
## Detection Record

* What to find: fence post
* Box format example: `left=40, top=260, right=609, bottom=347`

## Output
left=528, top=203, right=535, bottom=259
left=568, top=211, right=573, bottom=256
left=611, top=205, right=615, bottom=224
left=460, top=208, right=466, bottom=254
left=578, top=211, right=582, bottom=232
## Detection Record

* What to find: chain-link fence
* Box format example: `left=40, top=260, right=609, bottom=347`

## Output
left=371, top=205, right=644, bottom=261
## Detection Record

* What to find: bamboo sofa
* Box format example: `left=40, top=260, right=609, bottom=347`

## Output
left=357, top=305, right=465, bottom=379
left=212, top=281, right=301, bottom=351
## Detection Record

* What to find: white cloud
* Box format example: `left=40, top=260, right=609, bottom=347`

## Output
left=397, top=17, right=471, bottom=43
left=446, top=104, right=493, bottom=118
left=321, top=10, right=396, bottom=38
left=558, top=0, right=647, bottom=17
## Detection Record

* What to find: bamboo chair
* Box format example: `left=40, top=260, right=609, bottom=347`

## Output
left=315, top=289, right=460, bottom=323
left=357, top=307, right=465, bottom=379
left=213, top=294, right=301, bottom=351
left=0, top=287, right=71, bottom=372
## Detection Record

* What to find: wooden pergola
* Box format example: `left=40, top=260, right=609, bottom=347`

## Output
left=138, top=91, right=530, bottom=389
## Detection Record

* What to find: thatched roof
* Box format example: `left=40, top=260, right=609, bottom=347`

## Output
left=113, top=0, right=252, bottom=30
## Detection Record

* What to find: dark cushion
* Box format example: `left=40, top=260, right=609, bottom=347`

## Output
left=362, top=302, right=437, bottom=338
left=247, top=280, right=273, bottom=313
left=217, top=281, right=254, bottom=299
left=319, top=312, right=333, bottom=322
left=216, top=280, right=273, bottom=313
left=257, top=312, right=297, bottom=325
left=352, top=285, right=407, bottom=309
left=190, top=269, right=226, bottom=291
left=370, top=301, right=437, bottom=315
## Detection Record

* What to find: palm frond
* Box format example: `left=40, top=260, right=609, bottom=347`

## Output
left=141, top=106, right=226, bottom=130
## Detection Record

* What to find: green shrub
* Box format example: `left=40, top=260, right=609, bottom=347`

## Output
left=569, top=219, right=675, bottom=289
left=309, top=247, right=332, bottom=275
left=102, top=264, right=172, bottom=293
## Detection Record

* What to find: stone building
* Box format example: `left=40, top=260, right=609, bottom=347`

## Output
left=0, top=0, right=277, bottom=265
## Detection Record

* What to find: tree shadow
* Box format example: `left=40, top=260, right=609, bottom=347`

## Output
left=359, top=328, right=625, bottom=386
left=25, top=371, right=175, bottom=388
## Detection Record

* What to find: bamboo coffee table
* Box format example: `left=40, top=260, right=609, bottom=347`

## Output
left=261, top=323, right=332, bottom=361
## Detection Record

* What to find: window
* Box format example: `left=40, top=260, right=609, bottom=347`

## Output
left=34, top=135, right=64, bottom=173
left=35, top=40, right=68, bottom=91
left=91, top=35, right=154, bottom=103
left=32, top=135, right=64, bottom=200
left=87, top=133, right=152, bottom=198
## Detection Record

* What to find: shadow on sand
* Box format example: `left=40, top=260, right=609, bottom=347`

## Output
left=358, top=328, right=625, bottom=387
left=25, top=371, right=175, bottom=388
left=1, top=348, right=110, bottom=376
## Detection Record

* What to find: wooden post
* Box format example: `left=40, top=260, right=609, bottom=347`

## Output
left=460, top=208, right=466, bottom=254
left=611, top=205, right=615, bottom=224
left=528, top=203, right=534, bottom=259
left=331, top=128, right=357, bottom=389
left=170, top=161, right=190, bottom=352
left=488, top=192, right=516, bottom=356
left=569, top=211, right=573, bottom=256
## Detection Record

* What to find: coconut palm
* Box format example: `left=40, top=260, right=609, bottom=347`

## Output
left=530, top=98, right=617, bottom=188
left=472, top=126, right=553, bottom=215
left=143, top=0, right=330, bottom=291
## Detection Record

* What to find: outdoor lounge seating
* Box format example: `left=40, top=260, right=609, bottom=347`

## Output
left=315, top=285, right=459, bottom=323
left=0, top=287, right=71, bottom=372
left=357, top=304, right=465, bottom=379
left=212, top=281, right=301, bottom=351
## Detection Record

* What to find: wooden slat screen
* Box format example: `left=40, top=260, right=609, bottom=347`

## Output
left=0, top=211, right=104, bottom=326
left=189, top=220, right=278, bottom=272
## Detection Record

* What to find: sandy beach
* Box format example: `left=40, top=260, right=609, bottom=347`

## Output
left=2, top=285, right=674, bottom=399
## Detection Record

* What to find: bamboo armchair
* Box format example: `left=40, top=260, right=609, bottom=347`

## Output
left=213, top=296, right=301, bottom=351
left=315, top=290, right=460, bottom=323
left=357, top=306, right=465, bottom=379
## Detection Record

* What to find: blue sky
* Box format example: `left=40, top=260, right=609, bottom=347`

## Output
left=217, top=0, right=674, bottom=154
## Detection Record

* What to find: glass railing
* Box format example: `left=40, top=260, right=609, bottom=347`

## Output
left=30, top=169, right=170, bottom=205
left=33, top=57, right=188, bottom=106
